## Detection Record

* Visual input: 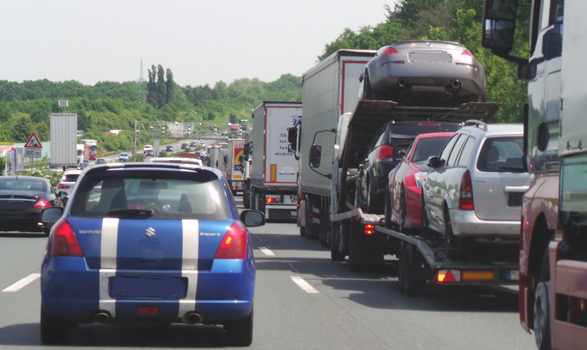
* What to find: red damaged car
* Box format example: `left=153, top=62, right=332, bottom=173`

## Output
left=385, top=132, right=454, bottom=232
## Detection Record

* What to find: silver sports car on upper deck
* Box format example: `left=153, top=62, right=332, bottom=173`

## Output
left=361, top=41, right=486, bottom=107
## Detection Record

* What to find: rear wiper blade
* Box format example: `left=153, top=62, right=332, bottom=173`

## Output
left=497, top=166, right=525, bottom=173
left=107, top=209, right=154, bottom=217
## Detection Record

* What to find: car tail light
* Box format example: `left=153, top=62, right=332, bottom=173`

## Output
left=381, top=47, right=399, bottom=55
left=57, top=183, right=70, bottom=189
left=375, top=145, right=394, bottom=163
left=34, top=198, right=51, bottom=209
left=459, top=170, right=474, bottom=210
left=364, top=224, right=374, bottom=235
left=214, top=221, right=248, bottom=259
left=461, top=49, right=474, bottom=57
left=50, top=220, right=84, bottom=257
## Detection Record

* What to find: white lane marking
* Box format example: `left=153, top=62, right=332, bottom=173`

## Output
left=290, top=276, right=319, bottom=294
left=259, top=246, right=275, bottom=256
left=3, top=273, right=41, bottom=292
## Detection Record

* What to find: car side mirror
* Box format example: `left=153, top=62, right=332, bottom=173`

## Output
left=427, top=156, right=444, bottom=168
left=398, top=149, right=407, bottom=158
left=57, top=191, right=68, bottom=199
left=41, top=207, right=65, bottom=231
left=240, top=210, right=265, bottom=227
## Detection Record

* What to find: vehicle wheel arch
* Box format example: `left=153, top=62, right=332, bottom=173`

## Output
left=528, top=214, right=554, bottom=283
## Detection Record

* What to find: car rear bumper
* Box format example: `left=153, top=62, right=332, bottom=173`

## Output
left=373, top=63, right=484, bottom=95
left=42, top=256, right=255, bottom=323
left=450, top=209, right=521, bottom=237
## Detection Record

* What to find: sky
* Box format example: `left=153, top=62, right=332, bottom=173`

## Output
left=0, top=0, right=397, bottom=87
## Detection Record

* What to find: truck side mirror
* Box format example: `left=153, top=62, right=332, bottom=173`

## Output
left=309, top=144, right=322, bottom=169
left=481, top=0, right=517, bottom=52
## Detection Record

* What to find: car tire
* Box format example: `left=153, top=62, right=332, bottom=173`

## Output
left=444, top=208, right=459, bottom=249
left=40, top=306, right=72, bottom=344
left=421, top=195, right=433, bottom=238
left=398, top=186, right=407, bottom=233
left=534, top=248, right=552, bottom=350
left=384, top=189, right=393, bottom=229
left=363, top=71, right=375, bottom=100
left=225, top=309, right=253, bottom=347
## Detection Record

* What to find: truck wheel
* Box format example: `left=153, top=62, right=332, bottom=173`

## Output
left=330, top=222, right=345, bottom=261
left=398, top=242, right=426, bottom=296
left=250, top=188, right=256, bottom=210
left=534, top=248, right=552, bottom=350
left=305, top=198, right=319, bottom=240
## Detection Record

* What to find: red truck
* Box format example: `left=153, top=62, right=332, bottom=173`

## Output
left=483, top=1, right=587, bottom=349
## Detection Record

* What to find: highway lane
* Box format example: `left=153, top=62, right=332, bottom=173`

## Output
left=0, top=198, right=537, bottom=349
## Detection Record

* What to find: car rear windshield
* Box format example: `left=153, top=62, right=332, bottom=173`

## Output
left=64, top=174, right=80, bottom=182
left=70, top=169, right=231, bottom=220
left=477, top=137, right=524, bottom=172
left=0, top=179, right=46, bottom=191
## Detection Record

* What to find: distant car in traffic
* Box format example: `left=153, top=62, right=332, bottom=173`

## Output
left=39, top=162, right=265, bottom=345
left=362, top=40, right=486, bottom=107
left=189, top=141, right=198, bottom=148
left=56, top=168, right=82, bottom=196
left=77, top=162, right=89, bottom=170
left=95, top=158, right=106, bottom=165
left=181, top=143, right=189, bottom=150
left=0, top=176, right=62, bottom=234
left=118, top=152, right=130, bottom=162
left=165, top=145, right=174, bottom=152
left=144, top=149, right=154, bottom=157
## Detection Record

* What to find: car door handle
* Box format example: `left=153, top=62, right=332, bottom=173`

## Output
left=504, top=186, right=529, bottom=193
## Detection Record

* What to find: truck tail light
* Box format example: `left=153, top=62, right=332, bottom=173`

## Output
left=375, top=145, right=394, bottom=163
left=214, top=221, right=248, bottom=260
left=459, top=170, right=474, bottom=210
left=364, top=224, right=374, bottom=235
left=266, top=197, right=280, bottom=204
left=50, top=220, right=84, bottom=257
left=34, top=198, right=51, bottom=209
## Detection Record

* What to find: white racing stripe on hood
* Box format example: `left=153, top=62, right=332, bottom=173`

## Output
left=99, top=218, right=119, bottom=317
left=179, top=219, right=199, bottom=318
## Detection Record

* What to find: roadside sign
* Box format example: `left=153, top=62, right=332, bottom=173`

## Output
left=24, top=132, right=43, bottom=148
left=24, top=148, right=42, bottom=158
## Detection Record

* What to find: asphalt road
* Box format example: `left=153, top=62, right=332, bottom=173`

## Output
left=0, top=196, right=537, bottom=350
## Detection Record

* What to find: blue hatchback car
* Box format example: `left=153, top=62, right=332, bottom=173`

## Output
left=40, top=162, right=264, bottom=346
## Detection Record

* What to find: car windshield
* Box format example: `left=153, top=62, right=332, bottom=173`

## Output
left=70, top=169, right=231, bottom=220
left=477, top=136, right=524, bottom=172
left=0, top=179, right=46, bottom=191
left=411, top=137, right=451, bottom=162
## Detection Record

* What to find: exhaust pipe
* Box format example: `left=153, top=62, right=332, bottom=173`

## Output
left=397, top=79, right=407, bottom=88
left=182, top=312, right=203, bottom=324
left=451, top=80, right=461, bottom=89
left=94, top=311, right=111, bottom=323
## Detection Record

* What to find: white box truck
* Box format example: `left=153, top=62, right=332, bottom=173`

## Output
left=225, top=138, right=245, bottom=195
left=50, top=113, right=78, bottom=168
left=250, top=101, right=302, bottom=221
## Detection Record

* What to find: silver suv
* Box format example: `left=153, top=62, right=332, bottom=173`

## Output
left=421, top=120, right=532, bottom=247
